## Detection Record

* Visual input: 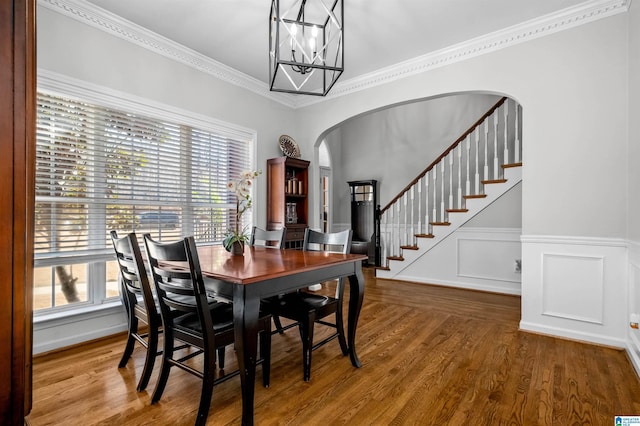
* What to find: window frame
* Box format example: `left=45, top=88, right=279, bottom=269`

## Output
left=34, top=70, right=258, bottom=318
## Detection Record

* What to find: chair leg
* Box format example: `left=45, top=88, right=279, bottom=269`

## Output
left=335, top=304, right=348, bottom=356
left=118, top=316, right=138, bottom=368
left=300, top=314, right=315, bottom=382
left=273, top=315, right=285, bottom=334
left=217, top=347, right=226, bottom=370
left=194, top=351, right=216, bottom=426
left=151, top=331, right=174, bottom=404
left=260, top=319, right=272, bottom=388
left=137, top=325, right=158, bottom=391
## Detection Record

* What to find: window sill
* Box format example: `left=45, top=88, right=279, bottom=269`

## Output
left=34, top=300, right=124, bottom=329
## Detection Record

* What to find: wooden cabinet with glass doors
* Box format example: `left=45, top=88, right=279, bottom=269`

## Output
left=266, top=156, right=310, bottom=249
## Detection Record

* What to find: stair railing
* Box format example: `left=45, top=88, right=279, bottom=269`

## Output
left=377, top=97, right=522, bottom=267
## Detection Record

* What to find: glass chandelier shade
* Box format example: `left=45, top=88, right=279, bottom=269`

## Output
left=269, top=0, right=344, bottom=96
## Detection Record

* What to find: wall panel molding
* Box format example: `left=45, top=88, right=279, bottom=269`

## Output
left=521, top=235, right=626, bottom=348
left=541, top=253, right=604, bottom=324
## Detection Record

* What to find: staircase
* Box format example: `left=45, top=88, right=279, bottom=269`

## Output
left=376, top=97, right=522, bottom=279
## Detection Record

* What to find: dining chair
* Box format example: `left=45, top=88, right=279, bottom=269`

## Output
left=143, top=234, right=272, bottom=426
left=249, top=226, right=286, bottom=249
left=261, top=228, right=353, bottom=381
left=110, top=230, right=161, bottom=392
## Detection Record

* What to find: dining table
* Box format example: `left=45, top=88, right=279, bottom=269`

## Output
left=195, top=244, right=366, bottom=426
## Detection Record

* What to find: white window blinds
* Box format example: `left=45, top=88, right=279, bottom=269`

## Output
left=35, top=92, right=253, bottom=258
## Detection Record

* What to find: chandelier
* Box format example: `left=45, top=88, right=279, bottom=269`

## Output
left=269, top=0, right=344, bottom=96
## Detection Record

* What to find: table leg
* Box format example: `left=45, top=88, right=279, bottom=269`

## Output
left=347, top=262, right=364, bottom=368
left=233, top=285, right=260, bottom=426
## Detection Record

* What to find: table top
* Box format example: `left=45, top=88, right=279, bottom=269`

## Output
left=195, top=245, right=366, bottom=285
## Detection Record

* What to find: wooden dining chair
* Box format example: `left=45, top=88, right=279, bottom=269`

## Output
left=249, top=226, right=286, bottom=249
left=110, top=230, right=161, bottom=392
left=261, top=228, right=352, bottom=381
left=143, top=234, right=272, bottom=426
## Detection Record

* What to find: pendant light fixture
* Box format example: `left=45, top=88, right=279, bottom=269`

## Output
left=269, top=0, right=344, bottom=96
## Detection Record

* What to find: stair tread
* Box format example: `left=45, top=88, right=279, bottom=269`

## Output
left=446, top=209, right=468, bottom=213
left=464, top=194, right=487, bottom=199
left=481, top=179, right=507, bottom=184
left=502, top=162, right=522, bottom=169
left=374, top=266, right=390, bottom=271
left=415, top=233, right=434, bottom=238
left=387, top=256, right=404, bottom=261
left=430, top=222, right=451, bottom=226
left=400, top=245, right=419, bottom=250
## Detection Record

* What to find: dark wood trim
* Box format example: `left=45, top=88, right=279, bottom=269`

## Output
left=0, top=0, right=36, bottom=423
left=381, top=97, right=507, bottom=213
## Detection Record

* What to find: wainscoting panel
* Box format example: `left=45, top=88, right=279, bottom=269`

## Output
left=627, top=242, right=640, bottom=376
left=398, top=227, right=522, bottom=295
left=457, top=237, right=522, bottom=283
left=541, top=253, right=604, bottom=324
left=521, top=235, right=627, bottom=348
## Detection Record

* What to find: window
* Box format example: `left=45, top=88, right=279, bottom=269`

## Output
left=34, top=89, right=255, bottom=313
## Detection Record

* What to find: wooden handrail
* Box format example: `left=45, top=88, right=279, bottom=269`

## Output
left=380, top=96, right=507, bottom=213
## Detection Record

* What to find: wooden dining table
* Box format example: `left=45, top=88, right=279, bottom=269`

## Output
left=195, top=244, right=366, bottom=426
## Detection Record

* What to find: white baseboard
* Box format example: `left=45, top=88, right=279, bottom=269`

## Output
left=519, top=320, right=626, bottom=349
left=394, top=275, right=521, bottom=296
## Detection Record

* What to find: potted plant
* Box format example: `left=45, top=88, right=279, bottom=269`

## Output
left=223, top=170, right=262, bottom=255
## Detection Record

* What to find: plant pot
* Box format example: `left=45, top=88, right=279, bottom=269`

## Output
left=231, top=241, right=244, bottom=256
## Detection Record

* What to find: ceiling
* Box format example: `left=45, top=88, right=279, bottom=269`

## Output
left=83, top=0, right=590, bottom=86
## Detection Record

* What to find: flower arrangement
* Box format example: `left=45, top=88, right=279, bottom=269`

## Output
left=223, top=169, right=262, bottom=253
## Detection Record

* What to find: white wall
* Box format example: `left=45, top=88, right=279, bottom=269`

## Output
left=626, top=1, right=640, bottom=375
left=295, top=14, right=629, bottom=348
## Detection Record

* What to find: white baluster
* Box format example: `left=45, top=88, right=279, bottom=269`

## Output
left=503, top=101, right=509, bottom=165
left=387, top=212, right=392, bottom=262
left=417, top=176, right=422, bottom=235
left=410, top=186, right=415, bottom=246
left=515, top=103, right=521, bottom=163
left=475, top=128, right=480, bottom=194
left=440, top=161, right=445, bottom=221
left=448, top=152, right=454, bottom=210
left=432, top=168, right=437, bottom=223
left=380, top=211, right=387, bottom=264
left=389, top=204, right=395, bottom=257
left=457, top=145, right=462, bottom=208
left=396, top=202, right=401, bottom=256
left=493, top=112, right=499, bottom=179
left=465, top=134, right=471, bottom=196
left=425, top=171, right=430, bottom=234
left=484, top=120, right=489, bottom=181
left=403, top=192, right=408, bottom=246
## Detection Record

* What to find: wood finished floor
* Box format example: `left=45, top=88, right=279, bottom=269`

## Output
left=28, top=268, right=640, bottom=425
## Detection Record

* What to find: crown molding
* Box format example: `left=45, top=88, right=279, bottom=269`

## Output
left=39, top=0, right=298, bottom=108
left=40, top=0, right=630, bottom=110
left=294, top=0, right=630, bottom=108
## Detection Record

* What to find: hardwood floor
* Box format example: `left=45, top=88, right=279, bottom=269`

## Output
left=28, top=269, right=640, bottom=425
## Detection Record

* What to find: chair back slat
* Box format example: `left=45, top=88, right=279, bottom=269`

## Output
left=303, top=229, right=353, bottom=254
left=250, top=226, right=286, bottom=249
left=110, top=231, right=156, bottom=318
left=143, top=234, right=215, bottom=333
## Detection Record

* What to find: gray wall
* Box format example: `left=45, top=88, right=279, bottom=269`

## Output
left=324, top=94, right=502, bottom=225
